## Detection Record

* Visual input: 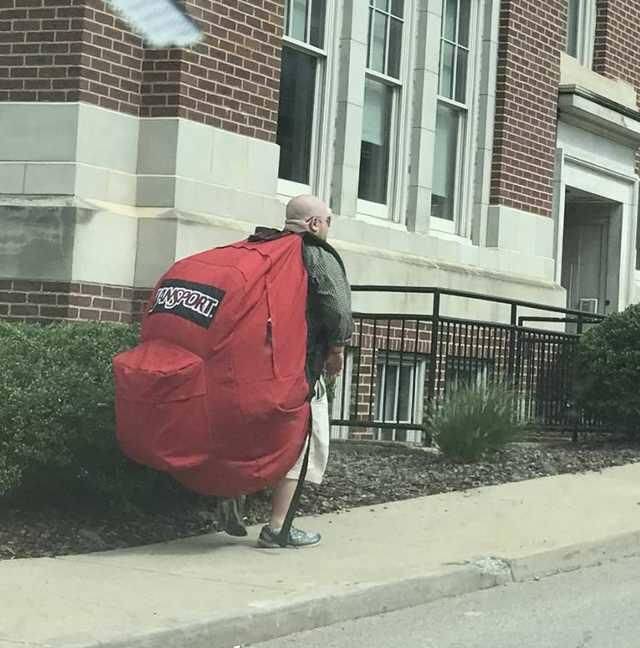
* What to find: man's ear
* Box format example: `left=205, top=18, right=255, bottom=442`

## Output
left=308, top=216, right=320, bottom=232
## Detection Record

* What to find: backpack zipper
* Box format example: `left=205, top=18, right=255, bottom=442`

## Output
left=266, top=317, right=273, bottom=344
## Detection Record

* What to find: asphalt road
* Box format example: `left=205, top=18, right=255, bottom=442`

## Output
left=251, top=556, right=640, bottom=647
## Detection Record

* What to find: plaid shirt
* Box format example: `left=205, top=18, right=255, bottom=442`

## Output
left=303, top=240, right=353, bottom=385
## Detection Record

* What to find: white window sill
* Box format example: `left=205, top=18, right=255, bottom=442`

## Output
left=277, top=178, right=312, bottom=201
left=357, top=198, right=390, bottom=220
left=429, top=223, right=472, bottom=245
left=355, top=211, right=408, bottom=232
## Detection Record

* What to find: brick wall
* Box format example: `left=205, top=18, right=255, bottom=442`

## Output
left=0, top=279, right=151, bottom=325
left=140, top=0, right=284, bottom=141
left=0, top=0, right=143, bottom=114
left=593, top=0, right=640, bottom=92
left=490, top=0, right=566, bottom=217
left=1, top=0, right=283, bottom=140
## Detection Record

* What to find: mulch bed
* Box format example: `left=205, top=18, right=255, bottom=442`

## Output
left=2, top=438, right=640, bottom=561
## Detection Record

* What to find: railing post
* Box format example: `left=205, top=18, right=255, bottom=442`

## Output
left=428, top=290, right=440, bottom=406
left=508, top=303, right=517, bottom=382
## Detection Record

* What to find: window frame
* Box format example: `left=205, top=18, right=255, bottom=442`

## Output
left=565, top=0, right=596, bottom=68
left=276, top=0, right=336, bottom=199
left=356, top=1, right=414, bottom=223
left=374, top=353, right=426, bottom=443
left=430, top=0, right=479, bottom=237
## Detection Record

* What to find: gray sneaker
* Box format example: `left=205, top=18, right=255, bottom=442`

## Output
left=258, top=525, right=321, bottom=549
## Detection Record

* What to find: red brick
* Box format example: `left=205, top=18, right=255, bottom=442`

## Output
left=100, top=310, right=120, bottom=322
left=92, top=297, right=112, bottom=309
left=10, top=304, right=38, bottom=316
left=102, top=285, right=123, bottom=299
left=79, top=309, right=100, bottom=321
left=40, top=306, right=70, bottom=318
left=27, top=293, right=57, bottom=305
left=0, top=292, right=26, bottom=303
left=67, top=294, right=92, bottom=307
left=81, top=283, right=102, bottom=296
left=490, top=0, right=564, bottom=216
left=112, top=298, right=133, bottom=313
left=12, top=280, right=42, bottom=291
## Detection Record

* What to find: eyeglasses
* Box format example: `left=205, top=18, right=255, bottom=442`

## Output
left=304, top=215, right=332, bottom=227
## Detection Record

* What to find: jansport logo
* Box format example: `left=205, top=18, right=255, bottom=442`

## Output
left=149, top=279, right=225, bottom=328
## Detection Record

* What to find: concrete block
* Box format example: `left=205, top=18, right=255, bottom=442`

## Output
left=75, top=164, right=109, bottom=200
left=0, top=103, right=78, bottom=162
left=337, top=40, right=367, bottom=106
left=71, top=208, right=138, bottom=286
left=0, top=204, right=74, bottom=280
left=417, top=71, right=439, bottom=128
left=211, top=129, right=249, bottom=190
left=334, top=102, right=364, bottom=169
left=175, top=119, right=214, bottom=184
left=341, top=0, right=369, bottom=44
left=0, top=163, right=25, bottom=193
left=246, top=138, right=279, bottom=195
left=424, top=13, right=442, bottom=74
left=24, top=163, right=76, bottom=195
left=76, top=104, right=139, bottom=173
left=486, top=205, right=554, bottom=259
left=137, top=119, right=179, bottom=176
left=134, top=216, right=177, bottom=287
left=106, top=170, right=137, bottom=206
left=137, top=176, right=176, bottom=207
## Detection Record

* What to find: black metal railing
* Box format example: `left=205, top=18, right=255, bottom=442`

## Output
left=329, top=286, right=606, bottom=443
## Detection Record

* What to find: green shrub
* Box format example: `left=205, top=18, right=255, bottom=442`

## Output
left=0, top=321, right=171, bottom=506
left=575, top=304, right=640, bottom=434
left=430, top=382, right=520, bottom=462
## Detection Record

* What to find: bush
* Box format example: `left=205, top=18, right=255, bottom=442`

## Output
left=430, top=382, right=520, bottom=462
left=575, top=304, right=640, bottom=434
left=0, top=321, right=172, bottom=507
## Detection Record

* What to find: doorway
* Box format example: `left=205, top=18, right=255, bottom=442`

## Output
left=561, top=187, right=622, bottom=316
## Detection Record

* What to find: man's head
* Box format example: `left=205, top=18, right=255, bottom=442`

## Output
left=284, top=195, right=332, bottom=242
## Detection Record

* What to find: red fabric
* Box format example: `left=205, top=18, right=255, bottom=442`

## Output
left=113, top=234, right=310, bottom=497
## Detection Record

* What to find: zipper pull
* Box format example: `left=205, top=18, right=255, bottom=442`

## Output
left=266, top=318, right=273, bottom=344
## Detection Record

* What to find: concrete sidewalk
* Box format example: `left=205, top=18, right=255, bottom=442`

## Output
left=3, top=463, right=640, bottom=648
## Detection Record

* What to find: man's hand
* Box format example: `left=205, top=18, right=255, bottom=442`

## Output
left=325, top=347, right=344, bottom=377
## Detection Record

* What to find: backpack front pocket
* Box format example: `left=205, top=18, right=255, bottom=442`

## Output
left=113, top=339, right=210, bottom=471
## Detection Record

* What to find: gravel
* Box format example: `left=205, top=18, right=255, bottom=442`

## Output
left=2, top=438, right=640, bottom=561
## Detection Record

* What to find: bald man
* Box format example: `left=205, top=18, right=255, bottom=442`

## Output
left=218, top=195, right=353, bottom=548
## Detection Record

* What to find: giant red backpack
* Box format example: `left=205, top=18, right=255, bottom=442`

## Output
left=113, top=232, right=312, bottom=499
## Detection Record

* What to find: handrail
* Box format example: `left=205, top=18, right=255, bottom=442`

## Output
left=351, top=285, right=606, bottom=322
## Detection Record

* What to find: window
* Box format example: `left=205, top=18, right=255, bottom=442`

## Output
left=276, top=0, right=327, bottom=188
left=374, top=355, right=426, bottom=443
left=564, top=0, right=596, bottom=67
left=358, top=0, right=405, bottom=211
left=445, top=357, right=494, bottom=392
left=431, top=0, right=472, bottom=229
left=566, top=0, right=579, bottom=58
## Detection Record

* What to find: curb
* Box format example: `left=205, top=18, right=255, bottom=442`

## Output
left=57, top=531, right=640, bottom=648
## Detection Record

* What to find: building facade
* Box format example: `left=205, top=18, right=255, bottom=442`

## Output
left=1, top=1, right=639, bottom=328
